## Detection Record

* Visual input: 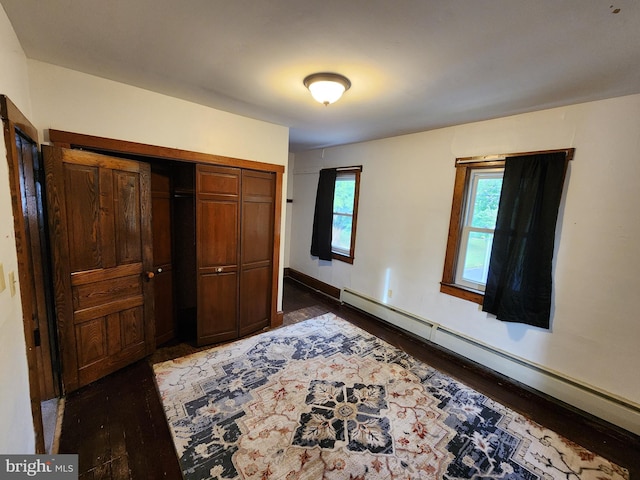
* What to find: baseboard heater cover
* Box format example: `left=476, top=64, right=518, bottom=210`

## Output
left=340, top=288, right=640, bottom=436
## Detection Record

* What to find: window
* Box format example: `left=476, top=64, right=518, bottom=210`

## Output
left=442, top=158, right=506, bottom=303
left=455, top=168, right=503, bottom=291
left=331, top=170, right=361, bottom=263
left=441, top=150, right=572, bottom=306
left=311, top=166, right=361, bottom=263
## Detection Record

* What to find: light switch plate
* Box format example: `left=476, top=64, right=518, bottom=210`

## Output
left=8, top=271, right=16, bottom=297
left=0, top=263, right=5, bottom=293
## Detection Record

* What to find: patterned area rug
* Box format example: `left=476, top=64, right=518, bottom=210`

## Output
left=149, top=306, right=327, bottom=364
left=153, top=314, right=629, bottom=480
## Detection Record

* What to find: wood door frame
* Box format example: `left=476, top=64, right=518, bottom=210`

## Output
left=48, top=129, right=285, bottom=328
left=1, top=95, right=46, bottom=453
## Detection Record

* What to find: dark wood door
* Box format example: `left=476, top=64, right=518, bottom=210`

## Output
left=239, top=170, right=275, bottom=337
left=43, top=146, right=154, bottom=392
left=16, top=131, right=59, bottom=399
left=196, top=165, right=240, bottom=345
left=2, top=95, right=47, bottom=451
left=151, top=169, right=176, bottom=346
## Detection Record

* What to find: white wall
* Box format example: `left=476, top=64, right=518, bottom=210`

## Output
left=27, top=61, right=289, bottom=166
left=283, top=153, right=295, bottom=268
left=290, top=95, right=640, bottom=410
left=27, top=60, right=290, bottom=310
left=0, top=5, right=37, bottom=454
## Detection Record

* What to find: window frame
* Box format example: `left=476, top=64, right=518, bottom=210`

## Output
left=331, top=168, right=361, bottom=264
left=441, top=159, right=505, bottom=304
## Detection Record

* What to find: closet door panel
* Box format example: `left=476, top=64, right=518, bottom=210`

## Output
left=239, top=170, right=274, bottom=335
left=196, top=165, right=240, bottom=346
left=63, top=164, right=103, bottom=271
left=242, top=202, right=273, bottom=263
left=198, top=200, right=238, bottom=268
left=198, top=273, right=238, bottom=344
left=153, top=273, right=174, bottom=344
left=113, top=170, right=143, bottom=264
left=151, top=172, right=172, bottom=266
left=199, top=170, right=239, bottom=196
left=239, top=265, right=270, bottom=337
left=152, top=169, right=176, bottom=346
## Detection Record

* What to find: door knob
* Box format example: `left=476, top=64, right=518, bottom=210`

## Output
left=216, top=267, right=223, bottom=273
left=144, top=271, right=155, bottom=280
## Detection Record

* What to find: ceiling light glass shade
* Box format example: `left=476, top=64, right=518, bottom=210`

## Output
left=304, top=73, right=351, bottom=105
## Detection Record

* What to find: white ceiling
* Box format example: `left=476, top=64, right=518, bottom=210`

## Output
left=2, top=0, right=639, bottom=152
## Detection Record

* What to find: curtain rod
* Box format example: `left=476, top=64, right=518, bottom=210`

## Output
left=318, top=165, right=363, bottom=172
left=456, top=148, right=575, bottom=165
left=294, top=165, right=363, bottom=175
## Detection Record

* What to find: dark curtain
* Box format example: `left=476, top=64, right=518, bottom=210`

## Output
left=310, top=168, right=337, bottom=261
left=482, top=152, right=568, bottom=328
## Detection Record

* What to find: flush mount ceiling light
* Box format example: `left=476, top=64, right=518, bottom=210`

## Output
left=303, top=72, right=351, bottom=106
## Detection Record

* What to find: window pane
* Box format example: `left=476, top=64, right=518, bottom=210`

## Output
left=461, top=231, right=494, bottom=285
left=470, top=176, right=502, bottom=229
left=332, top=214, right=353, bottom=253
left=334, top=176, right=355, bottom=214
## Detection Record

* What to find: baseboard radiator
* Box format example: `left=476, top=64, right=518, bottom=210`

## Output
left=341, top=288, right=640, bottom=436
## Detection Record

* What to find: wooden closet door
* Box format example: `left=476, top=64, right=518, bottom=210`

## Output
left=151, top=169, right=175, bottom=346
left=239, top=170, right=275, bottom=337
left=196, top=165, right=240, bottom=345
left=43, top=146, right=154, bottom=392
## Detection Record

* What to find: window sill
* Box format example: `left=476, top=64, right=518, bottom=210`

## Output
left=440, top=282, right=484, bottom=305
left=332, top=252, right=354, bottom=264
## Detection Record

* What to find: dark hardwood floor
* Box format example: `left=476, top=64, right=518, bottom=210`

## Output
left=58, top=278, right=640, bottom=479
